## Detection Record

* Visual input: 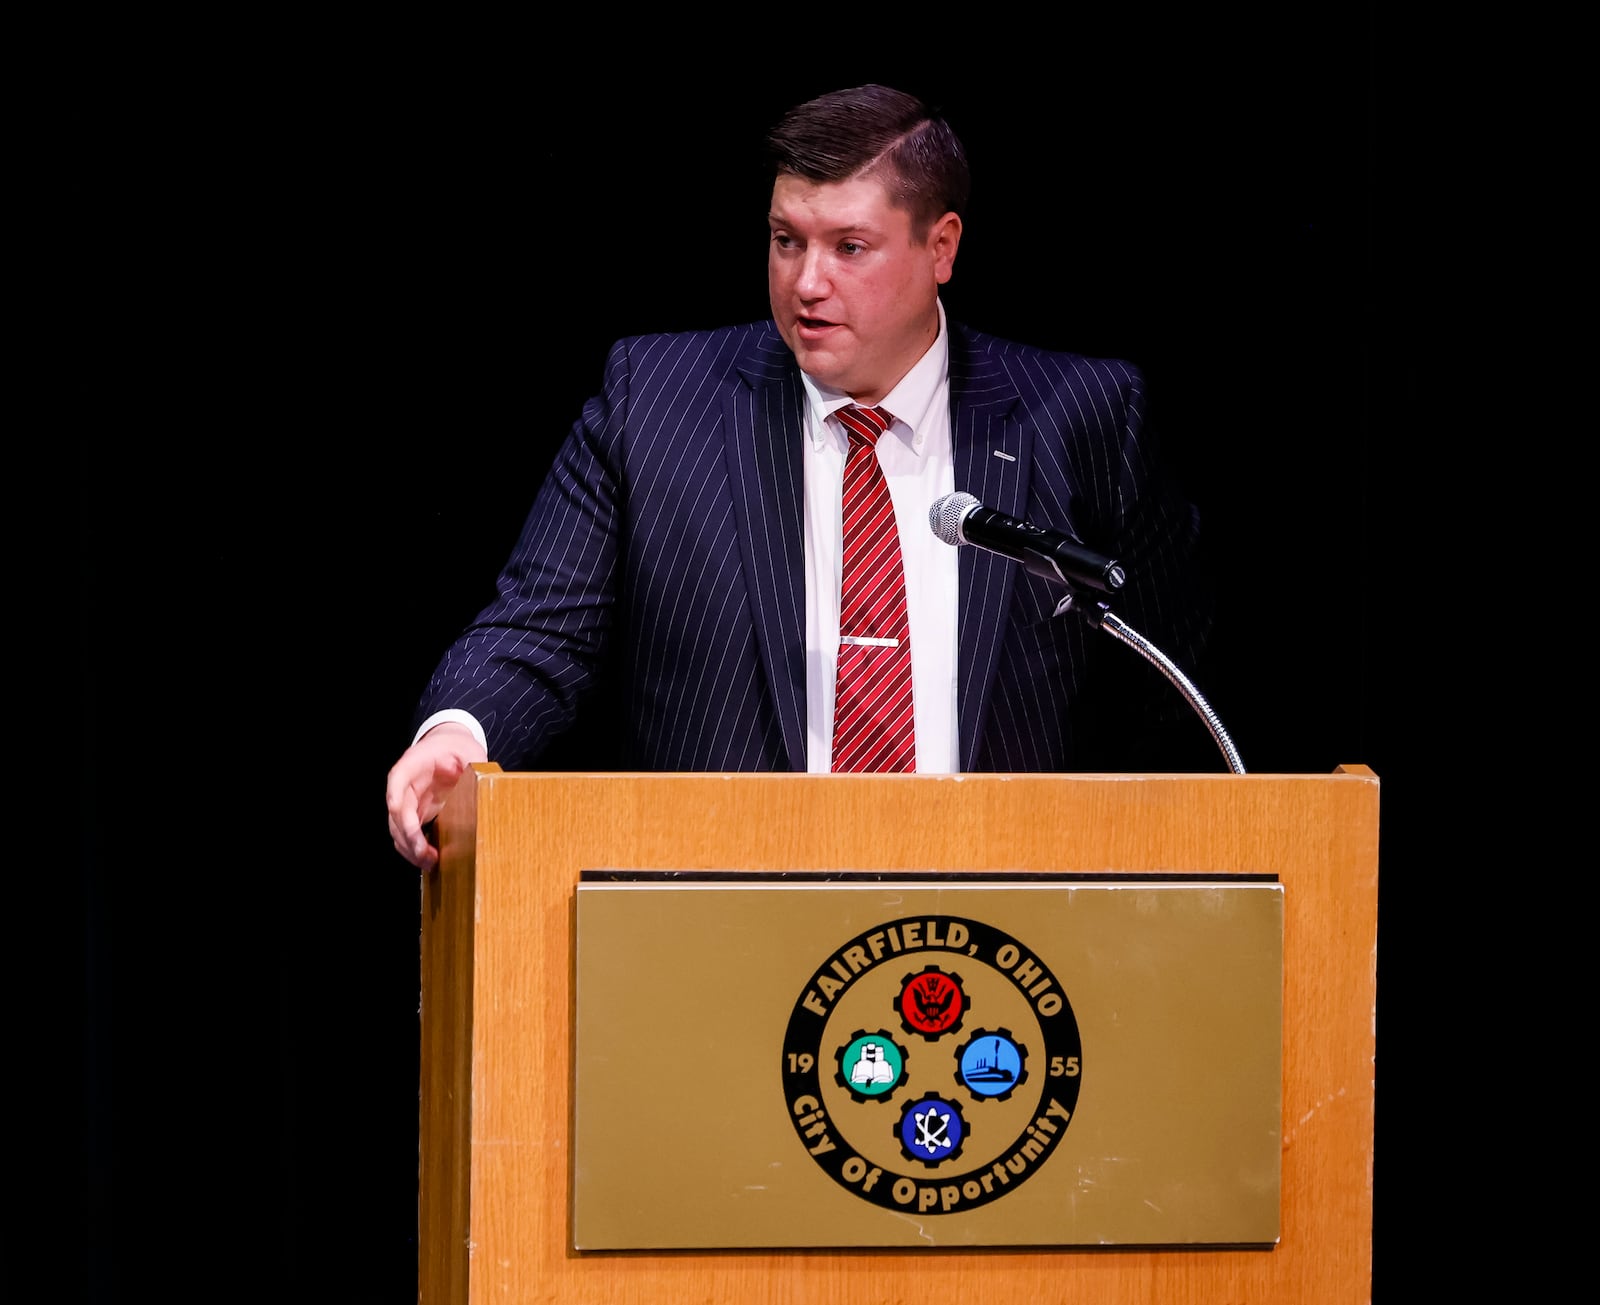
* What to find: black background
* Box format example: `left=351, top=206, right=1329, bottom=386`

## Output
left=74, top=17, right=1444, bottom=1302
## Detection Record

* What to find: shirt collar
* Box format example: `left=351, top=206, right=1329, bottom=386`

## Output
left=802, top=298, right=949, bottom=454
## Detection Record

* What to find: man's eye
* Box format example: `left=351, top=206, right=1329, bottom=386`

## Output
left=771, top=232, right=795, bottom=249
left=840, top=241, right=863, bottom=255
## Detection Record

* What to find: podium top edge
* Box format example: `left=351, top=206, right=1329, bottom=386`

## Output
left=468, top=764, right=1378, bottom=782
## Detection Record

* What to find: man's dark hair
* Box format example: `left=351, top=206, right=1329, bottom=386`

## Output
left=765, top=84, right=971, bottom=239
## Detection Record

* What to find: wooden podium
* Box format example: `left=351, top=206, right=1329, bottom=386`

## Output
left=420, top=766, right=1378, bottom=1303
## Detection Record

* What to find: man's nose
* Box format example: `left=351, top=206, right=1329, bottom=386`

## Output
left=794, top=248, right=830, bottom=299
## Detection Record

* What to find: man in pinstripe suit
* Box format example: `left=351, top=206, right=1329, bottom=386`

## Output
left=387, top=84, right=1215, bottom=871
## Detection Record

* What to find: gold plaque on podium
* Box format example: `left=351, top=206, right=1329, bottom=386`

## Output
left=572, top=875, right=1281, bottom=1250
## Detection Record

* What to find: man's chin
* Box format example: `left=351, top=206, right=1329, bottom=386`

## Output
left=793, top=347, right=850, bottom=392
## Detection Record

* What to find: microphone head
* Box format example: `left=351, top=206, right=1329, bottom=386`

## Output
left=928, top=491, right=980, bottom=546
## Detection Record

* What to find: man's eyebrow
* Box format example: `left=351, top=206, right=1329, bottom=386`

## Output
left=767, top=212, right=885, bottom=238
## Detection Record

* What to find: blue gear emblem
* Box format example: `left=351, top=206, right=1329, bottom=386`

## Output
left=955, top=1028, right=1028, bottom=1101
left=896, top=1092, right=967, bottom=1168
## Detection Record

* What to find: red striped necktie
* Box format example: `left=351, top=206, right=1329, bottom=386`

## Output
left=832, top=404, right=915, bottom=773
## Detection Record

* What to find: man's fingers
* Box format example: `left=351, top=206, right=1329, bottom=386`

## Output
left=386, top=735, right=480, bottom=870
left=386, top=768, right=435, bottom=869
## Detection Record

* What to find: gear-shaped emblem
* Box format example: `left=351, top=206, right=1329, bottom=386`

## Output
left=896, top=964, right=966, bottom=1040
left=954, top=1027, right=1028, bottom=1102
left=896, top=1091, right=967, bottom=1167
left=835, top=1029, right=910, bottom=1102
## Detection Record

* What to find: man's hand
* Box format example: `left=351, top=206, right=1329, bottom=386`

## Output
left=385, top=723, right=489, bottom=871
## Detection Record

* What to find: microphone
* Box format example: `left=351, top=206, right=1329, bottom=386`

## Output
left=928, top=491, right=1126, bottom=593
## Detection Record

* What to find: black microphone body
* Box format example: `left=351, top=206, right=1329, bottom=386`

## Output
left=928, top=491, right=1126, bottom=593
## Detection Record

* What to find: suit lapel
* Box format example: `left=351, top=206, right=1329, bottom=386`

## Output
left=948, top=329, right=1028, bottom=770
left=726, top=332, right=809, bottom=771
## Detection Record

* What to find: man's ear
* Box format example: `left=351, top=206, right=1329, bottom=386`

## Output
left=930, top=212, right=962, bottom=285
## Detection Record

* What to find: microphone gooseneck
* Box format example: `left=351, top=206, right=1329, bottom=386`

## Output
left=930, top=490, right=1244, bottom=774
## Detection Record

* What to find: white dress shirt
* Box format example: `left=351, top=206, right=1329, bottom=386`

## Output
left=801, top=300, right=959, bottom=772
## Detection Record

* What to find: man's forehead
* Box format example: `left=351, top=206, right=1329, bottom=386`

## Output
left=768, top=175, right=906, bottom=233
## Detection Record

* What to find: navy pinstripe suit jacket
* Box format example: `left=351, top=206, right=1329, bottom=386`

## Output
left=413, top=317, right=1214, bottom=773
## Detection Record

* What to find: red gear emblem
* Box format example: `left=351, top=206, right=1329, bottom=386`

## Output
left=896, top=965, right=967, bottom=1039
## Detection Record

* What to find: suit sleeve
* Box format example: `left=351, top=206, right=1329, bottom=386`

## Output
left=1075, top=361, right=1218, bottom=767
left=409, top=339, right=634, bottom=769
left=992, top=353, right=1218, bottom=772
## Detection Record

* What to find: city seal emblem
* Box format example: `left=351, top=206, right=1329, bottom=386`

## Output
left=782, top=914, right=1082, bottom=1215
